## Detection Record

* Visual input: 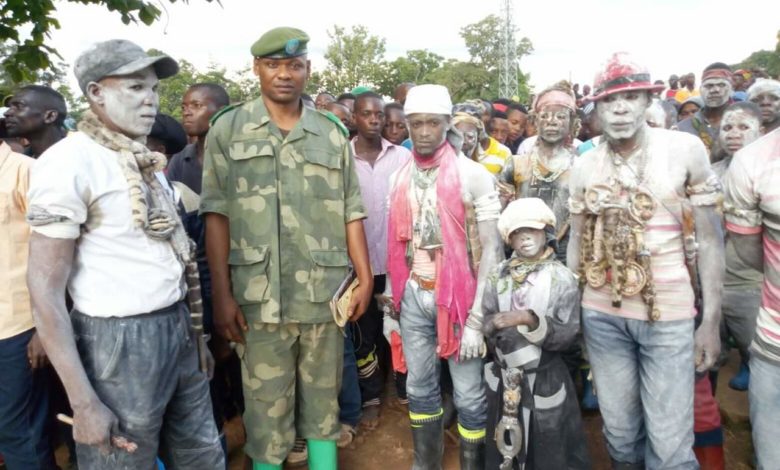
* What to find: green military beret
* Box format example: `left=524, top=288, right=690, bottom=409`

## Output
left=251, top=27, right=310, bottom=58
left=350, top=86, right=373, bottom=96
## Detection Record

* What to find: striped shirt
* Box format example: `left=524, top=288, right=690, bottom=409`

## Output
left=712, top=157, right=763, bottom=290
left=477, top=137, right=510, bottom=175
left=724, top=128, right=780, bottom=364
left=569, top=128, right=709, bottom=321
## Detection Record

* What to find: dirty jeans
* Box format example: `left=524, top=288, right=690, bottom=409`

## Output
left=749, top=355, right=780, bottom=470
left=583, top=309, right=697, bottom=470
left=0, top=328, right=57, bottom=470
left=71, top=302, right=224, bottom=470
left=399, top=279, right=486, bottom=430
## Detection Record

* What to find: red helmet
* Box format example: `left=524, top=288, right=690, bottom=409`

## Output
left=590, top=52, right=665, bottom=102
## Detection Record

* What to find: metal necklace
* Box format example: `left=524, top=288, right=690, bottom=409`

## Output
left=607, top=137, right=650, bottom=192
left=530, top=146, right=569, bottom=183
left=412, top=165, right=442, bottom=255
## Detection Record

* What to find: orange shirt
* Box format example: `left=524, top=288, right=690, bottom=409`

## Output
left=0, top=142, right=34, bottom=340
left=674, top=88, right=700, bottom=103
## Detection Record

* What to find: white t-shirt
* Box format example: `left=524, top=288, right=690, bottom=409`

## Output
left=27, top=132, right=184, bottom=317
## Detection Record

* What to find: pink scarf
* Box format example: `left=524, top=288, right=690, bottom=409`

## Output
left=387, top=141, right=477, bottom=359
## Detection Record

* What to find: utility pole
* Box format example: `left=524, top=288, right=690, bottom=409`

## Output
left=498, top=0, right=519, bottom=99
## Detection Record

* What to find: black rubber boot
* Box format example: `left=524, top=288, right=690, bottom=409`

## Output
left=459, top=437, right=485, bottom=470
left=410, top=416, right=444, bottom=470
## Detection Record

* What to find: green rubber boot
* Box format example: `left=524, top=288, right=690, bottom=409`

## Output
left=307, top=439, right=338, bottom=470
left=252, top=461, right=282, bottom=470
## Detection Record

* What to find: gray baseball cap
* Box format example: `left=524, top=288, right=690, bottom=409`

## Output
left=73, top=39, right=179, bottom=94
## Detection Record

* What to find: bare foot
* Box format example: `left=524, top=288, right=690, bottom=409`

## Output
left=360, top=404, right=381, bottom=431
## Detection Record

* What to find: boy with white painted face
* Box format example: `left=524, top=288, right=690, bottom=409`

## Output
left=712, top=102, right=764, bottom=392
left=25, top=40, right=224, bottom=469
left=747, top=78, right=780, bottom=134
left=482, top=198, right=590, bottom=470
left=678, top=62, right=734, bottom=160
left=714, top=102, right=764, bottom=175
left=568, top=53, right=724, bottom=470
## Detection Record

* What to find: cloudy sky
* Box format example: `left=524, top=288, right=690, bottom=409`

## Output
left=49, top=0, right=777, bottom=94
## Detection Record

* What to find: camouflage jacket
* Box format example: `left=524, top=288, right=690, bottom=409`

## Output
left=200, top=98, right=366, bottom=324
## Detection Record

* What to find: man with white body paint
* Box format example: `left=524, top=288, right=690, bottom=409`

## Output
left=678, top=62, right=734, bottom=160
left=712, top=102, right=765, bottom=392
left=568, top=53, right=724, bottom=470
left=25, top=40, right=223, bottom=469
left=747, top=79, right=780, bottom=134
left=381, top=84, right=503, bottom=470
left=724, top=126, right=780, bottom=470
left=499, top=81, right=580, bottom=263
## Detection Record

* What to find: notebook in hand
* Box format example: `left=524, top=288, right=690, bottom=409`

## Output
left=330, top=269, right=359, bottom=327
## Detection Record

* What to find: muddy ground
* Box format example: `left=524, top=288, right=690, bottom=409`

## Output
left=219, top=349, right=754, bottom=470
left=46, top=350, right=752, bottom=469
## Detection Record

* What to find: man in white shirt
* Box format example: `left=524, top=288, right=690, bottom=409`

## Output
left=25, top=40, right=223, bottom=470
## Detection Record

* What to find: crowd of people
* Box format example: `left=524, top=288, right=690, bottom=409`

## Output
left=1, top=24, right=780, bottom=470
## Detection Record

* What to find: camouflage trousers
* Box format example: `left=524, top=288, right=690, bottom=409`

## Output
left=240, top=321, right=343, bottom=465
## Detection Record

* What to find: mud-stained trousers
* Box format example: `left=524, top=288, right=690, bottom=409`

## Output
left=71, top=302, right=224, bottom=470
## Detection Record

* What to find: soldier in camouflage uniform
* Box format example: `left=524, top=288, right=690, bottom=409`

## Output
left=200, top=27, right=373, bottom=470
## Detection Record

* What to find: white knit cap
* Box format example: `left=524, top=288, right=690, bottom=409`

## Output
left=404, top=84, right=453, bottom=116
left=747, top=78, right=780, bottom=101
left=498, top=198, right=556, bottom=244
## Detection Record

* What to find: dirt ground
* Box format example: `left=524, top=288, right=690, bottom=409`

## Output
left=45, top=350, right=752, bottom=469
left=220, top=349, right=755, bottom=470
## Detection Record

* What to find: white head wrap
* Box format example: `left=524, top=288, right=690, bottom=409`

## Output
left=498, top=198, right=556, bottom=244
left=404, top=84, right=453, bottom=116
left=747, top=78, right=780, bottom=101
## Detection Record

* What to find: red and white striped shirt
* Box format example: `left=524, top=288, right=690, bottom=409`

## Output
left=570, top=128, right=710, bottom=321
left=724, top=128, right=780, bottom=364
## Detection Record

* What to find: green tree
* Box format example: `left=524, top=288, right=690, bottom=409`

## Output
left=0, top=43, right=86, bottom=120
left=196, top=62, right=257, bottom=103
left=0, top=0, right=216, bottom=84
left=459, top=14, right=534, bottom=100
left=306, top=71, right=325, bottom=96
left=316, top=25, right=386, bottom=94
left=425, top=59, right=493, bottom=103
left=151, top=50, right=256, bottom=120
left=374, top=49, right=444, bottom=96
left=733, top=30, right=780, bottom=79
left=737, top=50, right=780, bottom=79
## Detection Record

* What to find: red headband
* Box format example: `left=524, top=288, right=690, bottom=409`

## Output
left=702, top=69, right=733, bottom=84
left=534, top=90, right=576, bottom=112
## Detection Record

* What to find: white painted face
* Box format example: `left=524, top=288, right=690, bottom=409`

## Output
left=700, top=78, right=732, bottom=108
left=455, top=122, right=479, bottom=156
left=537, top=104, right=572, bottom=144
left=718, top=109, right=762, bottom=156
left=89, top=66, right=159, bottom=138
left=510, top=227, right=547, bottom=259
left=596, top=90, right=651, bottom=141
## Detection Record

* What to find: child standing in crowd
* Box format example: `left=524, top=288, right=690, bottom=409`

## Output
left=482, top=198, right=590, bottom=470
